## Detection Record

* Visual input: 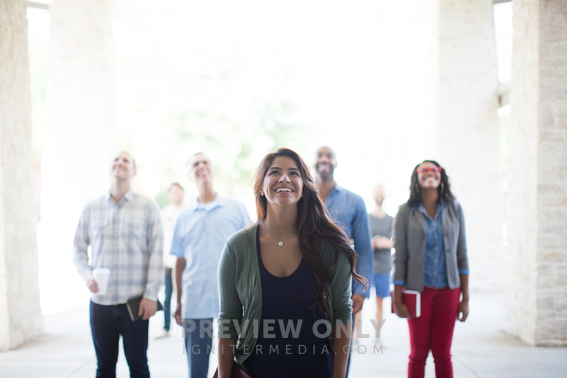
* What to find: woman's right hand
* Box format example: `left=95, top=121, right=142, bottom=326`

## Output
left=218, top=338, right=236, bottom=378
left=395, top=301, right=411, bottom=318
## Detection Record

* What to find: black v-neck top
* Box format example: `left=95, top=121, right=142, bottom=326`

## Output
left=243, top=226, right=333, bottom=378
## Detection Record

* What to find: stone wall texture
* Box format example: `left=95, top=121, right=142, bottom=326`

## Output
left=0, top=0, right=43, bottom=350
left=506, top=0, right=567, bottom=346
left=433, top=0, right=505, bottom=290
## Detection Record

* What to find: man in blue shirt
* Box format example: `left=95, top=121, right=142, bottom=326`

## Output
left=314, top=146, right=373, bottom=374
left=171, top=153, right=250, bottom=378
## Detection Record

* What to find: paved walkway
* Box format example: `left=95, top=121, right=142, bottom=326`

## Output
left=1, top=291, right=566, bottom=377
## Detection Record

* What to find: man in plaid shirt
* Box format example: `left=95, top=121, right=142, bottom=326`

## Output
left=73, top=151, right=163, bottom=378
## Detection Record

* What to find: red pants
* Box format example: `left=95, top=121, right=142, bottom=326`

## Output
left=406, top=286, right=460, bottom=378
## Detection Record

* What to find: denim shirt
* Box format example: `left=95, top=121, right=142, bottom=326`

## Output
left=325, top=184, right=373, bottom=298
left=418, top=203, right=449, bottom=288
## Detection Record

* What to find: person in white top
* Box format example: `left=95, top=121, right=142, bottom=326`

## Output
left=156, top=183, right=185, bottom=338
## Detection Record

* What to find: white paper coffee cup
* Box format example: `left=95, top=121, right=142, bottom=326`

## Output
left=93, top=268, right=110, bottom=295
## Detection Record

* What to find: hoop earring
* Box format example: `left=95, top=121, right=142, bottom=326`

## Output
left=440, top=182, right=445, bottom=194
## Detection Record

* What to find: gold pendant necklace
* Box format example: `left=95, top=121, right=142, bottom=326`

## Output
left=262, top=222, right=295, bottom=247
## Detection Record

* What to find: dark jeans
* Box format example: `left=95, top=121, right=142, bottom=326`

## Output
left=90, top=301, right=150, bottom=378
left=164, top=268, right=173, bottom=331
left=184, top=318, right=213, bottom=378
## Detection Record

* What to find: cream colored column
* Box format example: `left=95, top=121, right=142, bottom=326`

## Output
left=40, top=0, right=116, bottom=311
left=505, top=0, right=567, bottom=346
left=0, top=0, right=42, bottom=350
left=431, top=0, right=504, bottom=290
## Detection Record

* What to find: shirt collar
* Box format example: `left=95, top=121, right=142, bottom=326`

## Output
left=124, top=190, right=134, bottom=202
left=323, top=183, right=342, bottom=204
left=331, top=183, right=342, bottom=193
left=418, top=201, right=445, bottom=221
left=190, top=193, right=225, bottom=212
left=324, top=182, right=342, bottom=199
left=105, top=190, right=134, bottom=205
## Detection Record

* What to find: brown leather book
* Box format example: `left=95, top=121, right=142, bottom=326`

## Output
left=125, top=295, right=164, bottom=321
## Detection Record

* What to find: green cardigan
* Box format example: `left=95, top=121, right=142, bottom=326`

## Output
left=217, top=225, right=353, bottom=366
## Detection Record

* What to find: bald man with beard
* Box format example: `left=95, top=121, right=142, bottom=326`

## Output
left=314, top=146, right=373, bottom=376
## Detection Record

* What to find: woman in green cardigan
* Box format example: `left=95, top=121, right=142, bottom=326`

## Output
left=217, top=148, right=366, bottom=378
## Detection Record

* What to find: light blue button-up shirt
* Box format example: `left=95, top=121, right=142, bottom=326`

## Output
left=170, top=195, right=251, bottom=319
left=325, top=184, right=373, bottom=298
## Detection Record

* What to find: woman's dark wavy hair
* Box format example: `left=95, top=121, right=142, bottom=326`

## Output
left=407, top=160, right=456, bottom=207
left=253, top=148, right=367, bottom=316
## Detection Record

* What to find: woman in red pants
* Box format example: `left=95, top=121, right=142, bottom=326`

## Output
left=392, top=160, right=469, bottom=378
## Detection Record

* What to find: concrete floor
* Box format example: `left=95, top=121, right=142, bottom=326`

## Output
left=1, top=291, right=566, bottom=377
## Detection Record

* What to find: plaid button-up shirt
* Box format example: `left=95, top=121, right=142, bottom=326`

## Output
left=73, top=190, right=164, bottom=305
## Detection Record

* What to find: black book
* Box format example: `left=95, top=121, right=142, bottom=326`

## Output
left=126, top=295, right=164, bottom=321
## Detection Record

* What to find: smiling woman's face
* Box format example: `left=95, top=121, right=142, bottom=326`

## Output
left=417, top=162, right=442, bottom=190
left=261, top=156, right=304, bottom=208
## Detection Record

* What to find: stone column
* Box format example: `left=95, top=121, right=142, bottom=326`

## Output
left=431, top=0, right=505, bottom=290
left=505, top=0, right=567, bottom=346
left=0, top=0, right=43, bottom=350
left=40, top=0, right=116, bottom=311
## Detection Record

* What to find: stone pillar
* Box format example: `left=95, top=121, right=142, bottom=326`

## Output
left=0, top=0, right=43, bottom=350
left=431, top=0, right=504, bottom=290
left=505, top=0, right=567, bottom=346
left=40, top=0, right=116, bottom=311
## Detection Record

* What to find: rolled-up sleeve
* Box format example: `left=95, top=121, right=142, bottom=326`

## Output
left=144, top=201, right=164, bottom=300
left=169, top=216, right=185, bottom=258
left=392, top=206, right=408, bottom=285
left=351, top=198, right=373, bottom=298
left=73, top=206, right=93, bottom=281
left=330, top=251, right=353, bottom=325
left=217, top=242, right=242, bottom=340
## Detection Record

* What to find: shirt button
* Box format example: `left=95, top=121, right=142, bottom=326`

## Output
left=435, top=235, right=437, bottom=239
left=434, top=259, right=437, bottom=263
left=435, top=247, right=438, bottom=250
left=434, top=272, right=437, bottom=275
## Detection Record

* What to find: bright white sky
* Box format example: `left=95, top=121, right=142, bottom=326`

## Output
left=109, top=0, right=436, bottom=210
